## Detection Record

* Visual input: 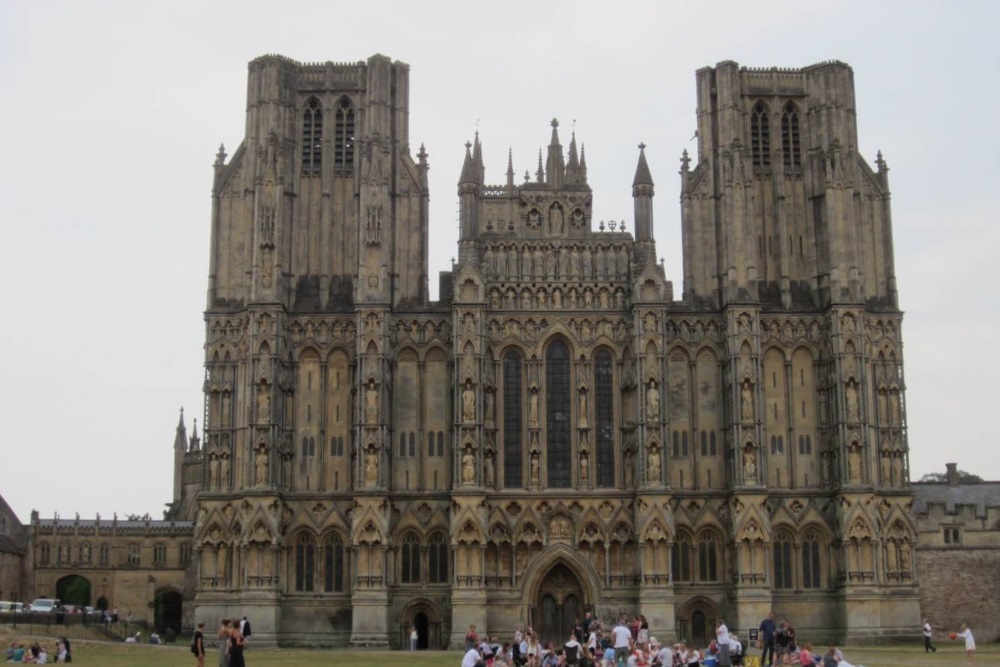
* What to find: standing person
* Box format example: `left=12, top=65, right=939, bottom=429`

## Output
left=637, top=616, right=650, bottom=647
left=217, top=619, right=231, bottom=667
left=759, top=612, right=776, bottom=667
left=612, top=618, right=632, bottom=667
left=192, top=621, right=205, bottom=667
left=239, top=617, right=252, bottom=645
left=922, top=619, right=936, bottom=653
left=228, top=622, right=246, bottom=667
left=716, top=620, right=730, bottom=667
left=955, top=624, right=975, bottom=664
left=463, top=645, right=485, bottom=667
left=467, top=625, right=480, bottom=651
left=410, top=624, right=419, bottom=651
left=773, top=621, right=790, bottom=666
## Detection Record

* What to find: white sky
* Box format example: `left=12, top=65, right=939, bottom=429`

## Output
left=1, top=1, right=997, bottom=521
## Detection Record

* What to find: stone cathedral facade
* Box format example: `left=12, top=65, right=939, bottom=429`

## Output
left=182, top=54, right=919, bottom=648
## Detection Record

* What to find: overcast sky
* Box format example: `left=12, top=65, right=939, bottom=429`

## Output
left=1, top=1, right=997, bottom=522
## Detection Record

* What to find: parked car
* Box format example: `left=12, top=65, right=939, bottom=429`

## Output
left=29, top=598, right=61, bottom=613
left=0, top=601, right=20, bottom=612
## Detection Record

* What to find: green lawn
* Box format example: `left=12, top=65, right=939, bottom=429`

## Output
left=0, top=629, right=994, bottom=667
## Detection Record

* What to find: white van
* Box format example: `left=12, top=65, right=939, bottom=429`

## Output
left=29, top=598, right=61, bottom=613
left=0, top=601, right=24, bottom=613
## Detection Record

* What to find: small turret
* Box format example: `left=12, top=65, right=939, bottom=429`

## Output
left=189, top=418, right=201, bottom=452
left=545, top=119, right=565, bottom=188
left=458, top=140, right=479, bottom=240
left=632, top=143, right=655, bottom=241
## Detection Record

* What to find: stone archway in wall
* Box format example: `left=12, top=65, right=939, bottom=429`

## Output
left=677, top=596, right=720, bottom=646
left=56, top=574, right=91, bottom=607
left=399, top=598, right=444, bottom=650
left=521, top=544, right=602, bottom=646
left=154, top=589, right=183, bottom=634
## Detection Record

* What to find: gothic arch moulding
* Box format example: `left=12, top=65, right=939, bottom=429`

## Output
left=520, top=542, right=603, bottom=604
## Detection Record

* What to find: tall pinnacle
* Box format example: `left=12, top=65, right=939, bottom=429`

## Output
left=546, top=118, right=565, bottom=187
left=632, top=142, right=655, bottom=187
left=506, top=147, right=515, bottom=187
left=459, top=141, right=477, bottom=185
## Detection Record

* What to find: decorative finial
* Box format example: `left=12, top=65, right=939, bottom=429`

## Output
left=524, top=170, right=531, bottom=183
left=599, top=220, right=605, bottom=232
left=680, top=148, right=691, bottom=172
left=214, top=144, right=227, bottom=166
left=638, top=142, right=647, bottom=151
left=465, top=141, right=472, bottom=150
left=551, top=118, right=559, bottom=128
left=418, top=143, right=428, bottom=163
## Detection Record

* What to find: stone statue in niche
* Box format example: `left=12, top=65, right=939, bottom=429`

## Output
left=647, top=446, right=661, bottom=484
left=549, top=205, right=565, bottom=235
left=482, top=247, right=494, bottom=278
left=484, top=391, right=495, bottom=428
left=484, top=452, right=495, bottom=488
left=570, top=247, right=581, bottom=278
left=578, top=390, right=588, bottom=428
left=743, top=447, right=756, bottom=481
left=255, top=447, right=268, bottom=486
left=528, top=208, right=541, bottom=229
left=495, top=246, right=507, bottom=280
left=845, top=383, right=859, bottom=422
left=365, top=380, right=378, bottom=424
left=364, top=449, right=378, bottom=485
left=209, top=455, right=219, bottom=489
left=624, top=449, right=635, bottom=488
left=462, top=448, right=475, bottom=485
left=260, top=247, right=273, bottom=288
left=900, top=542, right=912, bottom=572
left=741, top=381, right=754, bottom=422
left=219, top=455, right=230, bottom=490
left=462, top=381, right=476, bottom=423
left=617, top=246, right=629, bottom=277
left=848, top=444, right=862, bottom=482
left=581, top=246, right=593, bottom=280
left=529, top=390, right=539, bottom=427
left=507, top=246, right=518, bottom=279
left=580, top=451, right=589, bottom=483
left=530, top=450, right=540, bottom=484
left=880, top=448, right=892, bottom=483
left=892, top=450, right=903, bottom=485
left=257, top=385, right=271, bottom=423
left=646, top=379, right=661, bottom=420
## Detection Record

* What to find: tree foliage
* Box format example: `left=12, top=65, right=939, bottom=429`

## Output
left=919, top=470, right=984, bottom=483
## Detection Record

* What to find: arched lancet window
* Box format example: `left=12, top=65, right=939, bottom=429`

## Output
left=40, top=543, right=50, bottom=564
left=594, top=349, right=615, bottom=486
left=781, top=102, right=801, bottom=170
left=751, top=102, right=771, bottom=170
left=322, top=534, right=345, bottom=593
left=710, top=431, right=717, bottom=456
left=503, top=351, right=523, bottom=487
left=698, top=532, right=719, bottom=581
left=773, top=529, right=793, bottom=589
left=302, top=96, right=322, bottom=176
left=99, top=543, right=109, bottom=565
left=671, top=533, right=692, bottom=582
left=400, top=532, right=421, bottom=584
left=801, top=530, right=821, bottom=589
left=437, top=431, right=445, bottom=457
left=409, top=432, right=416, bottom=458
left=682, top=431, right=689, bottom=456
left=701, top=431, right=708, bottom=456
left=334, top=97, right=355, bottom=172
left=295, top=533, right=316, bottom=592
left=546, top=340, right=572, bottom=488
left=672, top=431, right=680, bottom=458
left=428, top=532, right=449, bottom=583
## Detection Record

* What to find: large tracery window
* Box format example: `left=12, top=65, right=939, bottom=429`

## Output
left=400, top=532, right=421, bottom=584
left=301, top=96, right=322, bottom=176
left=503, top=351, right=523, bottom=488
left=671, top=533, right=692, bottom=582
left=546, top=340, right=572, bottom=488
left=295, top=534, right=316, bottom=592
left=773, top=530, right=793, bottom=590
left=781, top=102, right=802, bottom=170
left=334, top=97, right=355, bottom=173
left=751, top=101, right=771, bottom=170
left=322, top=535, right=345, bottom=592
left=594, top=350, right=615, bottom=486
left=428, top=532, right=449, bottom=584
left=801, top=530, right=822, bottom=589
left=698, top=532, right=720, bottom=581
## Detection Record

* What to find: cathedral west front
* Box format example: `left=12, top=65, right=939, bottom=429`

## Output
left=29, top=53, right=925, bottom=649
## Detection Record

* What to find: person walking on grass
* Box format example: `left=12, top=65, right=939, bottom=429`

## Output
left=192, top=621, right=205, bottom=667
left=922, top=618, right=936, bottom=653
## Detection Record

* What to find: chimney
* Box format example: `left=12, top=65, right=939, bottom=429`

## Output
left=945, top=462, right=958, bottom=486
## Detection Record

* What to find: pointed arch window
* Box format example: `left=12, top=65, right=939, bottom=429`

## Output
left=594, top=349, right=615, bottom=487
left=773, top=530, right=793, bottom=589
left=698, top=532, right=720, bottom=581
left=40, top=543, right=50, bottom=565
left=334, top=97, right=355, bottom=173
left=99, top=543, right=109, bottom=565
left=302, top=96, right=322, bottom=176
left=751, top=101, right=771, bottom=170
left=322, top=535, right=345, bottom=592
left=295, top=534, right=316, bottom=592
left=801, top=530, right=822, bottom=589
left=400, top=532, right=421, bottom=584
left=428, top=532, right=449, bottom=584
left=671, top=533, right=692, bottom=582
left=781, top=102, right=802, bottom=170
left=503, top=351, right=523, bottom=488
left=546, top=340, right=572, bottom=488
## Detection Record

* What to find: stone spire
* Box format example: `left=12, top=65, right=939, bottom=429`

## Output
left=506, top=147, right=515, bottom=188
left=172, top=407, right=187, bottom=504
left=459, top=141, right=477, bottom=185
left=173, top=407, right=187, bottom=450
left=580, top=143, right=588, bottom=181
left=189, top=418, right=200, bottom=452
left=545, top=118, right=565, bottom=188
left=632, top=143, right=655, bottom=241
left=536, top=148, right=544, bottom=183
left=472, top=131, right=485, bottom=183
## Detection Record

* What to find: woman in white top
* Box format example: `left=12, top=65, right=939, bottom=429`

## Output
left=956, top=624, right=975, bottom=664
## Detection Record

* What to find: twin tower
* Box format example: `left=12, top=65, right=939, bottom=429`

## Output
left=182, top=54, right=915, bottom=648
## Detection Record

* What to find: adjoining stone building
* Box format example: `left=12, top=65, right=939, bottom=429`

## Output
left=21, top=53, right=993, bottom=648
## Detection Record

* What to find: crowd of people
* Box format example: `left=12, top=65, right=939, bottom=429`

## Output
left=458, top=612, right=980, bottom=667
left=4, top=638, right=70, bottom=663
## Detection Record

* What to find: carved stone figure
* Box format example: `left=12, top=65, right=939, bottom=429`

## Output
left=881, top=449, right=892, bottom=483
left=624, top=450, right=635, bottom=488
left=255, top=447, right=268, bottom=486
left=549, top=205, right=564, bottom=235
left=743, top=448, right=756, bottom=481
left=462, top=381, right=476, bottom=422
left=892, top=451, right=903, bottom=485
left=530, top=451, right=540, bottom=483
left=462, top=448, right=475, bottom=484
left=365, top=380, right=378, bottom=424
left=484, top=453, right=495, bottom=488
left=364, top=449, right=378, bottom=485
left=209, top=456, right=219, bottom=489
left=570, top=247, right=581, bottom=278
left=646, top=380, right=660, bottom=420
left=260, top=247, right=273, bottom=288
left=529, top=391, right=539, bottom=427
left=219, top=456, right=230, bottom=490
left=741, top=381, right=754, bottom=422
left=848, top=445, right=862, bottom=482
left=484, top=391, right=495, bottom=428
left=258, top=386, right=271, bottom=422
left=846, top=383, right=859, bottom=422
left=580, top=452, right=589, bottom=483
left=647, top=447, right=661, bottom=484
left=578, top=390, right=588, bottom=427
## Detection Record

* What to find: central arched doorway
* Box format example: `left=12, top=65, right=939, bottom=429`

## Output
left=154, top=590, right=183, bottom=633
left=678, top=598, right=719, bottom=646
left=414, top=612, right=429, bottom=649
left=56, top=574, right=91, bottom=607
left=535, top=563, right=584, bottom=645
